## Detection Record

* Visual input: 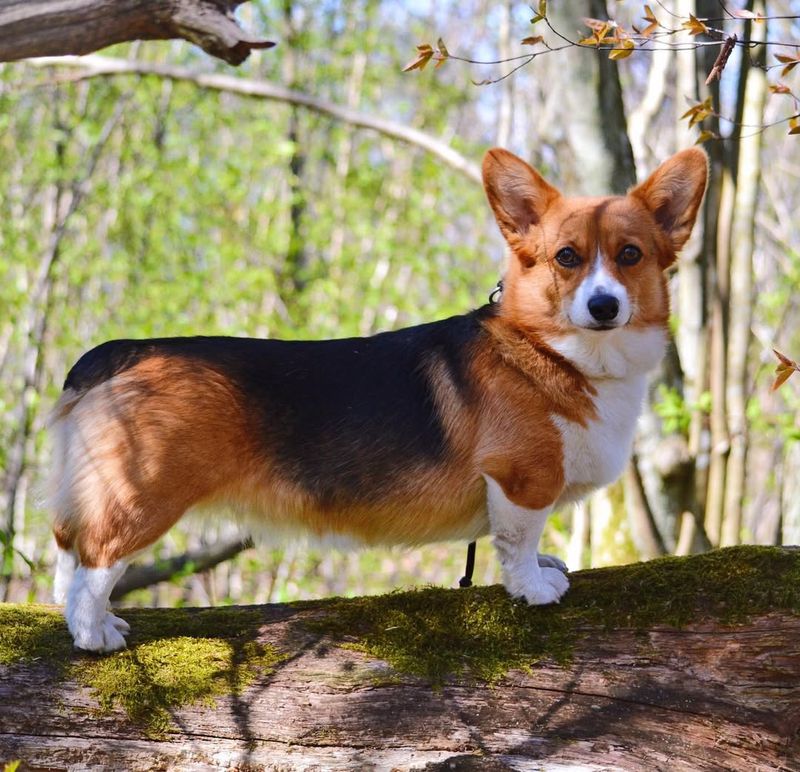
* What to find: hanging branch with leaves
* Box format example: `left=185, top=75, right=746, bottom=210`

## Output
left=403, top=1, right=800, bottom=140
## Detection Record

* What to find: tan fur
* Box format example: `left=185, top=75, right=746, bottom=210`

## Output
left=50, top=356, right=492, bottom=564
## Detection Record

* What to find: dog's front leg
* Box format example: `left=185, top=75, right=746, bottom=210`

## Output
left=484, top=476, right=569, bottom=605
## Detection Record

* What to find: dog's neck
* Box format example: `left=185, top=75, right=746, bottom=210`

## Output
left=481, top=314, right=599, bottom=426
left=544, top=326, right=668, bottom=380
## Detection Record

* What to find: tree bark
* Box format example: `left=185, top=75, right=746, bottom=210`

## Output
left=0, top=0, right=273, bottom=65
left=622, top=458, right=667, bottom=560
left=721, top=15, right=767, bottom=547
left=495, top=0, right=514, bottom=149
left=587, top=0, right=637, bottom=194
left=546, top=2, right=616, bottom=194
left=280, top=0, right=307, bottom=299
left=2, top=552, right=799, bottom=771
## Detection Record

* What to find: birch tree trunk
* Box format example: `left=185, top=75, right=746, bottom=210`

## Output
left=495, top=0, right=514, bottom=149
left=547, top=2, right=617, bottom=194
left=667, top=0, right=707, bottom=554
left=721, top=17, right=768, bottom=547
left=705, top=163, right=734, bottom=546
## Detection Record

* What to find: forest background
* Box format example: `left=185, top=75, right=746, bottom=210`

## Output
left=0, top=0, right=798, bottom=608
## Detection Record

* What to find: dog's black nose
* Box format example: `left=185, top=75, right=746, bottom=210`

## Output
left=588, top=294, right=619, bottom=322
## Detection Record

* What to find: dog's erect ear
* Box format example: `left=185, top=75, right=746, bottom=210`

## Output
left=482, top=148, right=560, bottom=243
left=631, top=148, right=708, bottom=254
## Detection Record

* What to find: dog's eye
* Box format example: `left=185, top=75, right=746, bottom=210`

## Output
left=618, top=244, right=642, bottom=266
left=555, top=247, right=581, bottom=268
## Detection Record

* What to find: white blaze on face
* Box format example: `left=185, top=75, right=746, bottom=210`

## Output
left=567, top=251, right=631, bottom=329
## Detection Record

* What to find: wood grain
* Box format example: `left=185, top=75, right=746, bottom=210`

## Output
left=1, top=603, right=798, bottom=771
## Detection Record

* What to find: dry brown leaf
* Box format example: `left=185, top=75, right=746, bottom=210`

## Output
left=403, top=44, right=434, bottom=73
left=772, top=350, right=800, bottom=391
left=641, top=4, right=659, bottom=37
left=609, top=39, right=635, bottom=60
left=683, top=14, right=709, bottom=36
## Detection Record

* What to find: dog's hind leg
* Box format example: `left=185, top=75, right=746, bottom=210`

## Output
left=64, top=487, right=188, bottom=652
left=64, top=486, right=185, bottom=652
left=54, top=522, right=129, bottom=640
left=49, top=391, right=163, bottom=652
left=50, top=448, right=133, bottom=651
left=50, top=404, right=80, bottom=606
left=53, top=544, right=77, bottom=605
left=67, top=557, right=130, bottom=652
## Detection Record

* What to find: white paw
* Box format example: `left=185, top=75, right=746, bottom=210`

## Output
left=510, top=566, right=570, bottom=606
left=70, top=614, right=128, bottom=653
left=107, top=612, right=131, bottom=636
left=65, top=561, right=129, bottom=652
left=538, top=553, right=568, bottom=574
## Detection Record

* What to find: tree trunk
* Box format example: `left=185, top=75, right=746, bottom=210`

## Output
left=1, top=548, right=798, bottom=770
left=0, top=0, right=272, bottom=65
left=495, top=0, right=514, bottom=149
left=546, top=2, right=615, bottom=194
left=721, top=14, right=767, bottom=547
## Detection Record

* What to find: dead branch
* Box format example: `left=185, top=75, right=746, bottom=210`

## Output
left=0, top=0, right=274, bottom=66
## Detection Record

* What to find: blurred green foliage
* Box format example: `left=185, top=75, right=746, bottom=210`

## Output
left=0, top=1, right=505, bottom=605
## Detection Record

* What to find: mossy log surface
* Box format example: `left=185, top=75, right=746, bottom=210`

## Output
left=1, top=546, right=799, bottom=771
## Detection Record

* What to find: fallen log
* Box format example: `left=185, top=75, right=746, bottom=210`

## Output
left=1, top=546, right=799, bottom=770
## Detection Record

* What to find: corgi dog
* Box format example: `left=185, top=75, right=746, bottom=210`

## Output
left=50, top=147, right=707, bottom=652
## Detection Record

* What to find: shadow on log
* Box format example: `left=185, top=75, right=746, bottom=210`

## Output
left=1, top=546, right=799, bottom=770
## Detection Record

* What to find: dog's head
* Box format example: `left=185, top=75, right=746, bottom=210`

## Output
left=482, top=148, right=707, bottom=374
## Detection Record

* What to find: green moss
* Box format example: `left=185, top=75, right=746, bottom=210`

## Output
left=307, top=546, right=800, bottom=684
left=78, top=636, right=281, bottom=736
left=0, top=604, right=73, bottom=667
left=119, top=605, right=266, bottom=642
left=0, top=604, right=283, bottom=736
left=75, top=607, right=283, bottom=736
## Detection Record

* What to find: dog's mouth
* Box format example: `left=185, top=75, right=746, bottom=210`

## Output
left=568, top=313, right=634, bottom=332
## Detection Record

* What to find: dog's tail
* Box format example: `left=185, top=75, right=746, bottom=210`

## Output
left=49, top=386, right=84, bottom=424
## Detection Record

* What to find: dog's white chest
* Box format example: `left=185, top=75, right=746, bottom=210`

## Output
left=554, top=375, right=647, bottom=502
